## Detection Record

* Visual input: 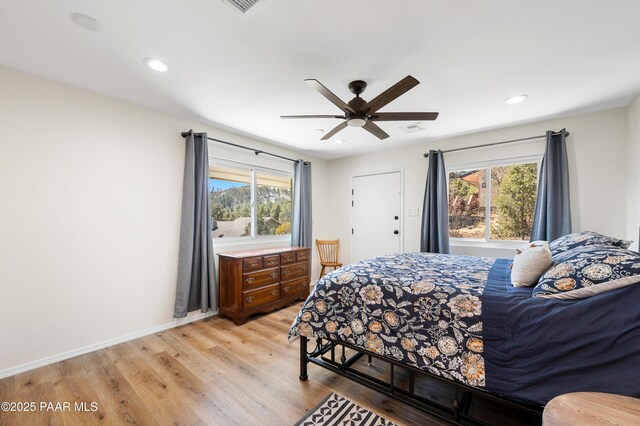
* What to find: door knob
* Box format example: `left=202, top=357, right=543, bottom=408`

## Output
left=393, top=230, right=399, bottom=235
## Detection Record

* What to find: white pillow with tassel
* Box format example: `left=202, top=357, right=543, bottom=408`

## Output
left=511, top=241, right=552, bottom=287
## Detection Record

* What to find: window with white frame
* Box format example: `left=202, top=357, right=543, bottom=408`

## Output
left=448, top=156, right=541, bottom=242
left=209, top=160, right=293, bottom=240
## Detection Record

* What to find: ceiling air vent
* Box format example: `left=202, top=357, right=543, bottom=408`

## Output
left=223, top=0, right=262, bottom=14
left=399, top=123, right=426, bottom=134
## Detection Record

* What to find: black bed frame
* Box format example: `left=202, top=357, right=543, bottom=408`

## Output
left=298, top=336, right=543, bottom=425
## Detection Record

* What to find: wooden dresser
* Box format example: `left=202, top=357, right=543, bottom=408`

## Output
left=218, top=246, right=311, bottom=325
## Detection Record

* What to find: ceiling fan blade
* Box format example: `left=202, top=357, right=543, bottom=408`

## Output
left=364, top=75, right=420, bottom=113
left=305, top=79, right=356, bottom=114
left=363, top=121, right=390, bottom=140
left=321, top=122, right=348, bottom=140
left=370, top=112, right=439, bottom=121
left=281, top=115, right=344, bottom=119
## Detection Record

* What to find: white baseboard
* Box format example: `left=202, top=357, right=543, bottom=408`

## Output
left=0, top=310, right=218, bottom=380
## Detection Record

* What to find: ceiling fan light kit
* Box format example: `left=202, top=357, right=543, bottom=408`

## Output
left=281, top=75, right=439, bottom=141
left=347, top=117, right=366, bottom=127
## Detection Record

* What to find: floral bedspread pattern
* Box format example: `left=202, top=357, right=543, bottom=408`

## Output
left=289, top=252, right=496, bottom=387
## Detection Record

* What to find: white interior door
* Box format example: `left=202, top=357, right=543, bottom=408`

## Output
left=352, top=171, right=402, bottom=262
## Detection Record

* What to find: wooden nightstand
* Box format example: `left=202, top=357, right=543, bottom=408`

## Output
left=543, top=392, right=640, bottom=425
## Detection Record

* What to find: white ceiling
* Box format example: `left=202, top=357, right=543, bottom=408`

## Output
left=1, top=0, right=640, bottom=159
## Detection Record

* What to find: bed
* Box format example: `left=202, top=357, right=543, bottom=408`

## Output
left=288, top=252, right=640, bottom=424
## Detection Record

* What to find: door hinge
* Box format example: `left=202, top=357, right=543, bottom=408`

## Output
left=352, top=200, right=354, bottom=207
left=352, top=228, right=354, bottom=235
left=352, top=189, right=354, bottom=195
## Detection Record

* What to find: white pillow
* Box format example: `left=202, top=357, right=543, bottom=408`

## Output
left=511, top=241, right=552, bottom=287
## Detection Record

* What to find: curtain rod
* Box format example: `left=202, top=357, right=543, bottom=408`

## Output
left=423, top=130, right=570, bottom=158
left=181, top=130, right=300, bottom=163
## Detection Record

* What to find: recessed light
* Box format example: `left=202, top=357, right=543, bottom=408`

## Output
left=143, top=58, right=168, bottom=72
left=505, top=94, right=528, bottom=105
left=334, top=139, right=345, bottom=144
left=70, top=13, right=101, bottom=32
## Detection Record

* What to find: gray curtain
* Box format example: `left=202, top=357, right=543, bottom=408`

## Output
left=531, top=129, right=572, bottom=241
left=421, top=150, right=450, bottom=254
left=292, top=160, right=312, bottom=247
left=174, top=131, right=217, bottom=318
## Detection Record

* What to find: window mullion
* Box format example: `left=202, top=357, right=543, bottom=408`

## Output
left=251, top=169, right=257, bottom=239
left=485, top=165, right=491, bottom=241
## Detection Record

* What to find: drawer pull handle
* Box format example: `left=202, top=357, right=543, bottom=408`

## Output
left=283, top=286, right=290, bottom=293
left=270, top=290, right=278, bottom=296
left=249, top=261, right=259, bottom=267
left=270, top=272, right=279, bottom=278
left=300, top=281, right=306, bottom=287
left=246, top=277, right=255, bottom=284
left=246, top=296, right=254, bottom=303
left=302, top=266, right=308, bottom=272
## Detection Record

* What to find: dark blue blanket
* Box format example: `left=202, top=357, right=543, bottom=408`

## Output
left=483, top=259, right=640, bottom=405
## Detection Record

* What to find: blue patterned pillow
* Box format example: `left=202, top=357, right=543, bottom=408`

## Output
left=549, top=231, right=632, bottom=257
left=532, top=246, right=640, bottom=299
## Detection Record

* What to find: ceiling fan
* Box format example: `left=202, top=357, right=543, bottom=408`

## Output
left=281, top=75, right=439, bottom=140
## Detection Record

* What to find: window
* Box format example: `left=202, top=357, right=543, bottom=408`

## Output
left=448, top=158, right=540, bottom=242
left=256, top=172, right=293, bottom=236
left=209, top=161, right=292, bottom=240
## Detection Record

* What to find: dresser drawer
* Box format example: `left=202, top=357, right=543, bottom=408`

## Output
left=296, top=250, right=310, bottom=262
left=243, top=256, right=263, bottom=272
left=281, top=262, right=309, bottom=280
left=243, top=267, right=280, bottom=291
left=243, top=284, right=280, bottom=310
left=280, top=276, right=309, bottom=298
left=280, top=252, right=296, bottom=265
left=263, top=254, right=280, bottom=268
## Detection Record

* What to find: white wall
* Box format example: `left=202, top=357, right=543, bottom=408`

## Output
left=627, top=95, right=640, bottom=251
left=328, top=108, right=629, bottom=262
left=0, top=65, right=329, bottom=375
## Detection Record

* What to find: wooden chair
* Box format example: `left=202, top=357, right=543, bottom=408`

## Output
left=316, top=239, right=342, bottom=279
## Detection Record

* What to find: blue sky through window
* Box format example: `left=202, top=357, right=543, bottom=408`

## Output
left=209, top=178, right=249, bottom=192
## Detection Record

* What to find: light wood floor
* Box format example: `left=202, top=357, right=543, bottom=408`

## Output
left=0, top=303, right=450, bottom=426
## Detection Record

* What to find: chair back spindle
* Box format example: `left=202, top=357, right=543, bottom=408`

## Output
left=315, top=239, right=342, bottom=279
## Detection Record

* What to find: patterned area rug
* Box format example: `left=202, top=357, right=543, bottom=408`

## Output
left=294, top=392, right=398, bottom=426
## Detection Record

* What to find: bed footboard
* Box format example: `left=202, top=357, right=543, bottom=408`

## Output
left=299, top=336, right=543, bottom=426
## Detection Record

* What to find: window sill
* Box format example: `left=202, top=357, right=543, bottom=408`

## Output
left=450, top=239, right=527, bottom=250
left=212, top=236, right=291, bottom=249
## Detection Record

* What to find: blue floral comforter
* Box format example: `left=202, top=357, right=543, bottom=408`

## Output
left=289, top=252, right=495, bottom=387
